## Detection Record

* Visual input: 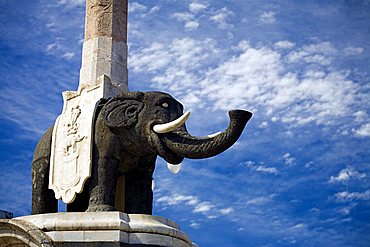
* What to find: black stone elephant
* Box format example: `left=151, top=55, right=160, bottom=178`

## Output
left=32, top=91, right=252, bottom=215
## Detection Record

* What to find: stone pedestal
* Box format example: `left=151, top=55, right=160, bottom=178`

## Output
left=0, top=212, right=197, bottom=247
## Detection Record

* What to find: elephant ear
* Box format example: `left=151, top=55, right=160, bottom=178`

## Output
left=102, top=93, right=144, bottom=129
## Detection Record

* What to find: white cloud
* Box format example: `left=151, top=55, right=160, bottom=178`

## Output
left=185, top=21, right=200, bottom=31
left=334, top=190, right=370, bottom=203
left=274, top=41, right=295, bottom=49
left=193, top=201, right=214, bottom=213
left=155, top=193, right=223, bottom=217
left=219, top=207, right=234, bottom=215
left=246, top=197, right=268, bottom=205
left=45, top=43, right=57, bottom=52
left=337, top=204, right=357, bottom=215
left=189, top=221, right=201, bottom=229
left=287, top=42, right=336, bottom=65
left=353, top=111, right=367, bottom=122
left=209, top=7, right=234, bottom=29
left=245, top=161, right=278, bottom=174
left=130, top=38, right=360, bottom=127
left=304, top=70, right=326, bottom=78
left=354, top=123, right=370, bottom=137
left=129, top=2, right=147, bottom=13
left=156, top=194, right=199, bottom=206
left=172, top=12, right=194, bottom=22
left=130, top=38, right=219, bottom=106
left=259, top=121, right=268, bottom=128
left=246, top=194, right=275, bottom=205
left=189, top=2, right=207, bottom=13
left=329, top=167, right=366, bottom=183
left=343, top=46, right=364, bottom=56
left=259, top=11, right=276, bottom=24
left=57, top=0, right=84, bottom=7
left=283, top=153, right=296, bottom=166
left=255, top=166, right=278, bottom=174
left=289, top=223, right=307, bottom=231
left=172, top=12, right=200, bottom=31
left=61, top=52, right=75, bottom=60
left=149, top=6, right=160, bottom=14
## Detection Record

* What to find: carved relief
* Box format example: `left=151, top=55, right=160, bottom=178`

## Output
left=61, top=106, right=86, bottom=190
left=85, top=0, right=127, bottom=42
left=94, top=0, right=113, bottom=33
left=50, top=91, right=95, bottom=203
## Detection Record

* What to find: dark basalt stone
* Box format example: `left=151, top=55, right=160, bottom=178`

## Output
left=32, top=91, right=252, bottom=215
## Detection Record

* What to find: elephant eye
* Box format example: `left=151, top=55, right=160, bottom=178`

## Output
left=161, top=102, right=169, bottom=108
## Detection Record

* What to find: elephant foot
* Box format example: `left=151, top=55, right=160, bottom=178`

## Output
left=86, top=205, right=117, bottom=212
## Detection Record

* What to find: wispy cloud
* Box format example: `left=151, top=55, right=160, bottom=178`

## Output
left=354, top=123, right=370, bottom=137
left=156, top=193, right=222, bottom=217
left=129, top=2, right=147, bottom=13
left=274, top=40, right=295, bottom=49
left=184, top=21, right=200, bottom=31
left=57, top=0, right=85, bottom=7
left=343, top=46, right=364, bottom=56
left=283, top=153, right=296, bottom=166
left=286, top=42, right=336, bottom=65
left=259, top=11, right=276, bottom=24
left=172, top=12, right=200, bottom=31
left=334, top=190, right=370, bottom=203
left=62, top=52, right=75, bottom=60
left=209, top=7, right=234, bottom=29
left=246, top=194, right=275, bottom=205
left=329, top=167, right=366, bottom=183
left=245, top=161, right=278, bottom=174
left=189, top=2, right=208, bottom=13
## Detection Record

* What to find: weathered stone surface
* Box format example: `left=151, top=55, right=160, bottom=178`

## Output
left=33, top=91, right=252, bottom=214
left=80, top=0, right=128, bottom=89
left=11, top=212, right=194, bottom=246
left=84, top=0, right=128, bottom=42
left=79, top=37, right=128, bottom=90
left=0, top=219, right=54, bottom=246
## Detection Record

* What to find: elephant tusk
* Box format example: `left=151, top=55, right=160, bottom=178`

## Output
left=153, top=111, right=191, bottom=134
left=167, top=162, right=182, bottom=174
left=194, top=131, right=222, bottom=140
left=152, top=179, right=156, bottom=191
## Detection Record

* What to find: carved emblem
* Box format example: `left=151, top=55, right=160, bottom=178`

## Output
left=49, top=92, right=95, bottom=204
left=61, top=106, right=86, bottom=190
left=49, top=76, right=121, bottom=204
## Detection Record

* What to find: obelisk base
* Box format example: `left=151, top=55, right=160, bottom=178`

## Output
left=0, top=212, right=197, bottom=247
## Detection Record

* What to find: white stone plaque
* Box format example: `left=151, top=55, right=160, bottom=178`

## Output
left=49, top=75, right=122, bottom=204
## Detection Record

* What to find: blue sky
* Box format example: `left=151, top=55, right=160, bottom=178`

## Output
left=1, top=0, right=370, bottom=246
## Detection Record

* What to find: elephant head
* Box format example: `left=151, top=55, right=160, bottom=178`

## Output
left=100, top=91, right=252, bottom=165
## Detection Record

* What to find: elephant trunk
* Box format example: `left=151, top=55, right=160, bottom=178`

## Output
left=161, top=110, right=252, bottom=159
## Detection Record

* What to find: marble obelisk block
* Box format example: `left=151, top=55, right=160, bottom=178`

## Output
left=79, top=0, right=128, bottom=92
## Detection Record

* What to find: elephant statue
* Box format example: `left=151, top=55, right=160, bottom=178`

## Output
left=32, top=91, right=252, bottom=215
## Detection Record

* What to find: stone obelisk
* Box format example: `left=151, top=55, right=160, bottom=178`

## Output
left=80, top=0, right=129, bottom=92
left=49, top=0, right=129, bottom=204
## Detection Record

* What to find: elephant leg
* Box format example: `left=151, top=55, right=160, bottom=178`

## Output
left=32, top=126, right=57, bottom=214
left=124, top=169, right=153, bottom=214
left=87, top=157, right=118, bottom=212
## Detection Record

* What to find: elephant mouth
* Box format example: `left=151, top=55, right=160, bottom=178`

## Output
left=148, top=121, right=184, bottom=165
